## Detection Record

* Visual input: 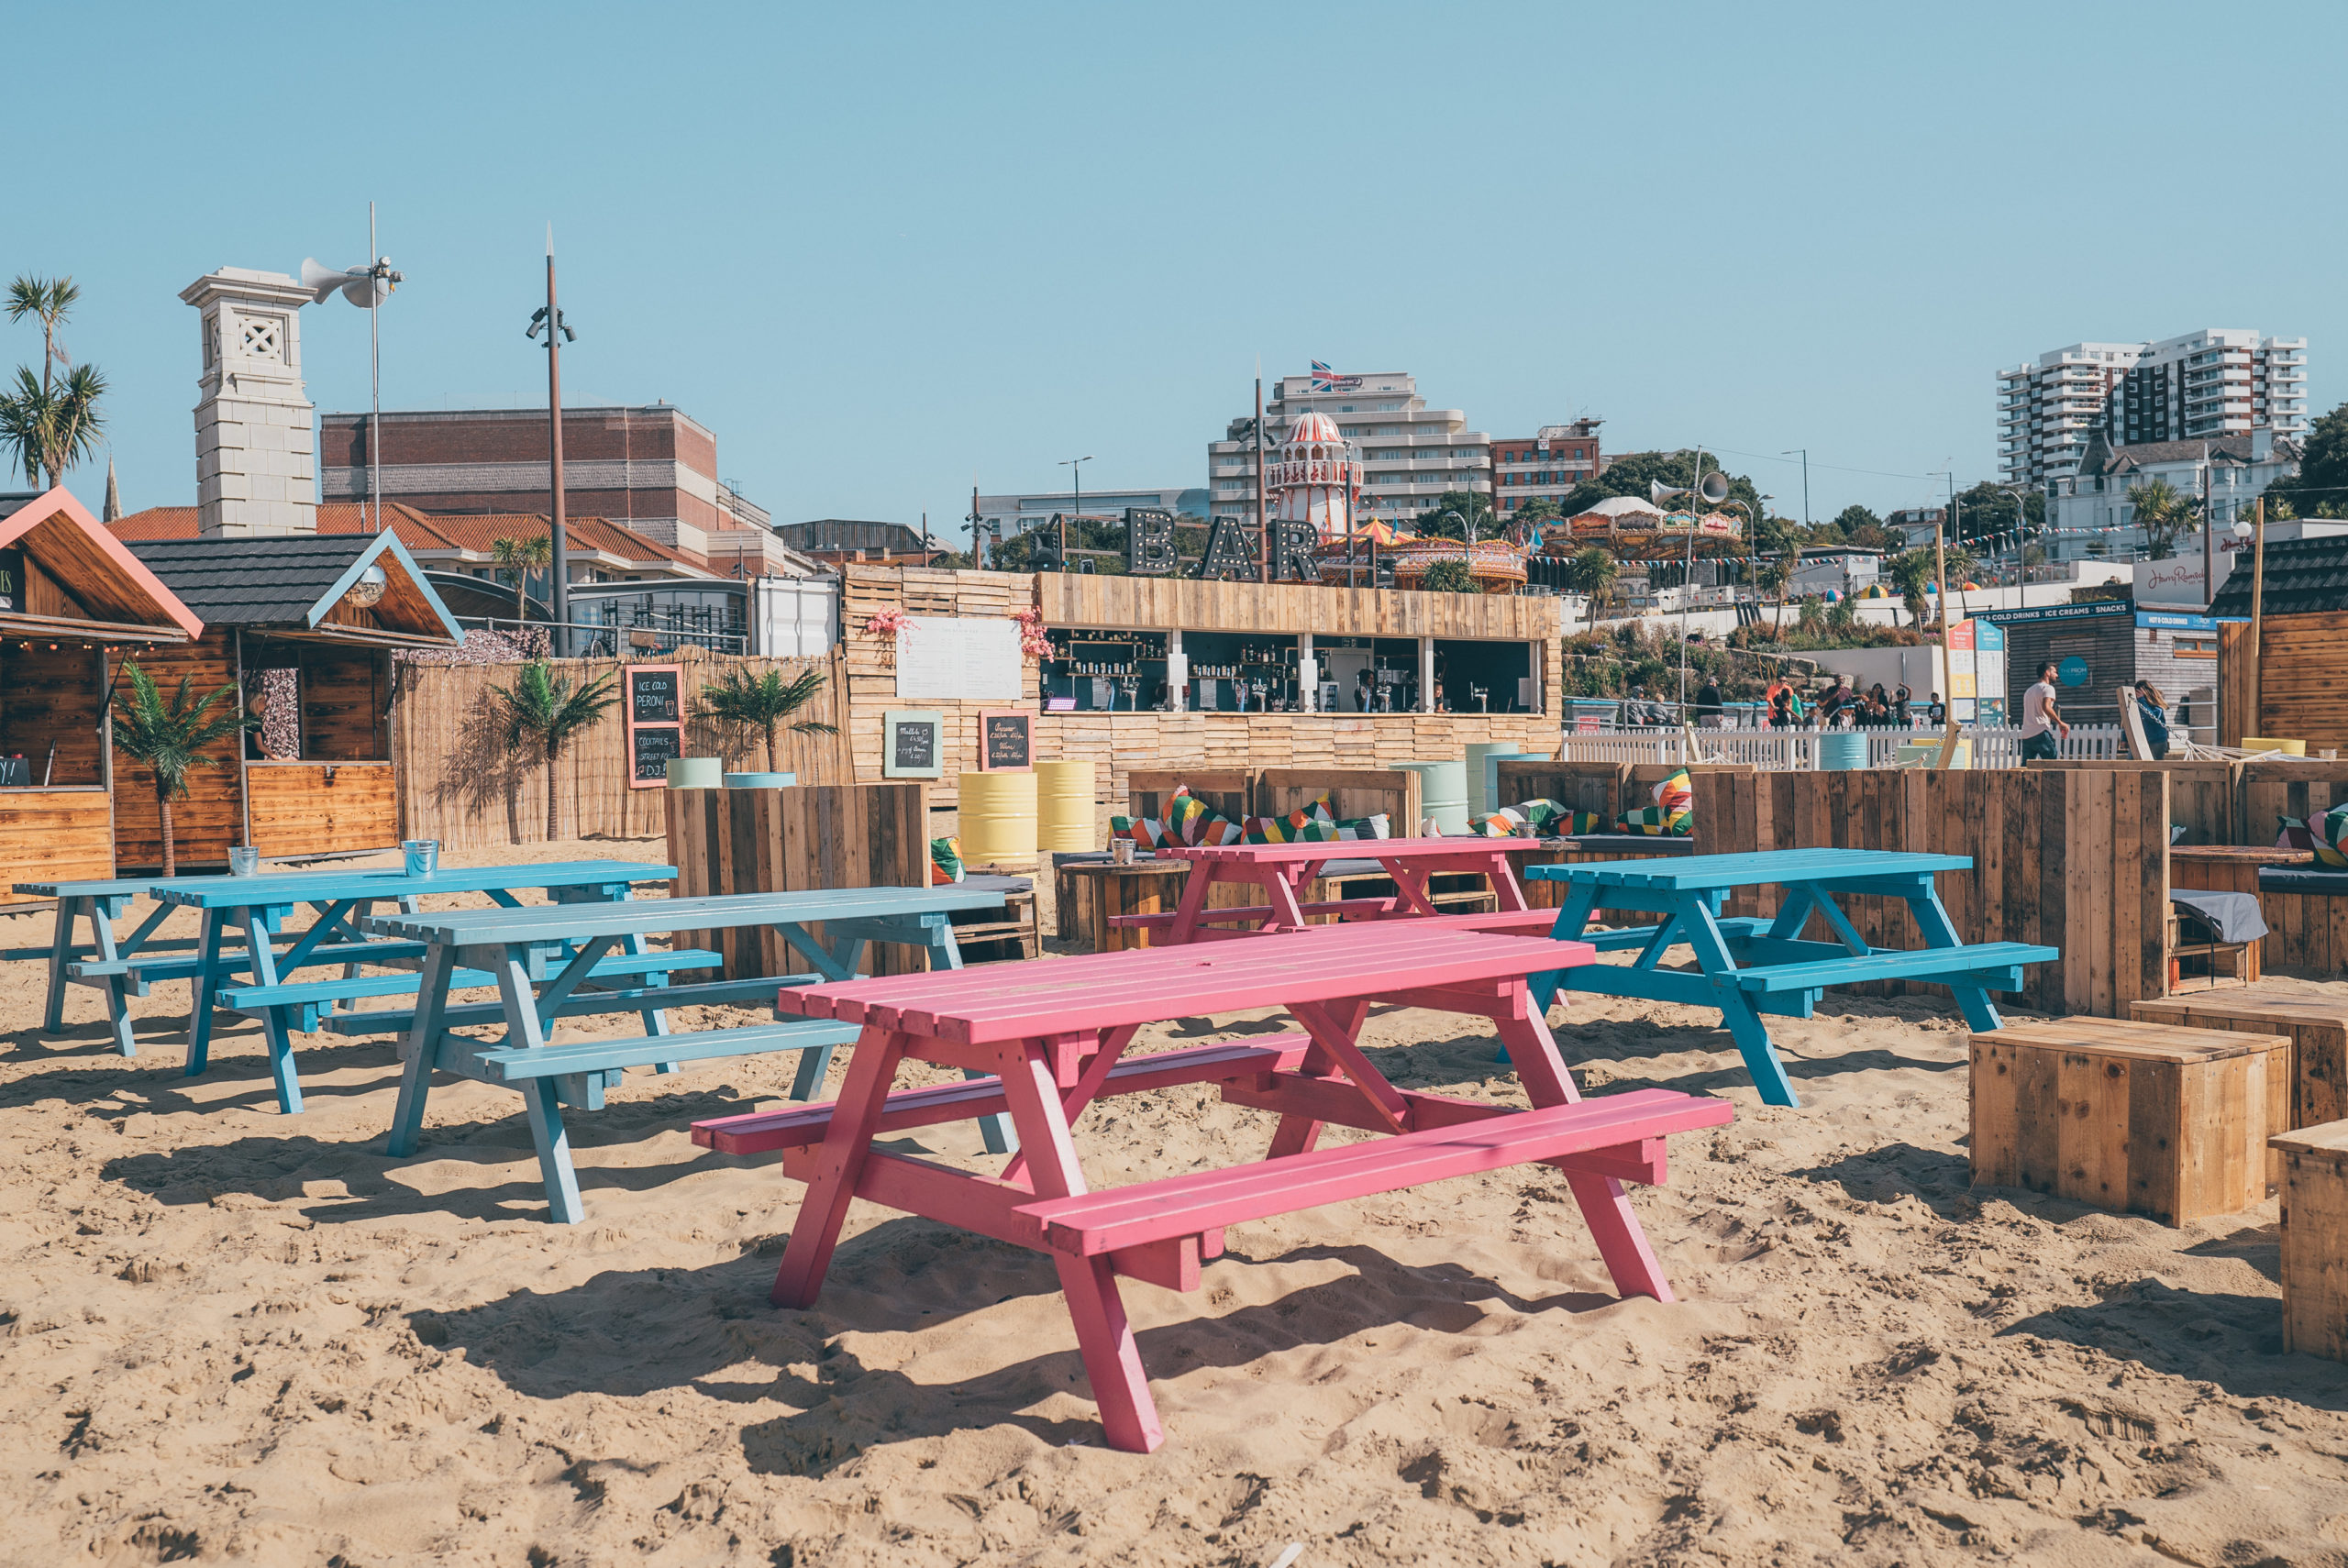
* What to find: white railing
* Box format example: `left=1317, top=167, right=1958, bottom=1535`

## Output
left=1555, top=724, right=2124, bottom=771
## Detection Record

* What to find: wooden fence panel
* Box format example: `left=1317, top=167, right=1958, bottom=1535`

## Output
left=2258, top=612, right=2348, bottom=756
left=392, top=647, right=851, bottom=849
left=2025, top=758, right=2238, bottom=845
left=2239, top=760, right=2348, bottom=848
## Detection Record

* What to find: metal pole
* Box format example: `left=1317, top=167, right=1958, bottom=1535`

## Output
left=2200, top=446, right=2213, bottom=605
left=1677, top=449, right=1703, bottom=717
left=1933, top=512, right=1959, bottom=768
left=368, top=201, right=382, bottom=536
left=1255, top=376, right=1268, bottom=584
left=2250, top=494, right=2267, bottom=736
left=545, top=234, right=570, bottom=647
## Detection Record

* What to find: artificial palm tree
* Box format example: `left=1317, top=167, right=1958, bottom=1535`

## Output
left=6, top=276, right=77, bottom=396
left=1566, top=546, right=1619, bottom=631
left=1419, top=558, right=1479, bottom=594
left=697, top=665, right=837, bottom=772
left=489, top=534, right=552, bottom=616
left=490, top=659, right=620, bottom=841
left=109, top=661, right=255, bottom=877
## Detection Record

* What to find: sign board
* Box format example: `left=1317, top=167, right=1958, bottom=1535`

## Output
left=977, top=710, right=1034, bottom=771
left=883, top=709, right=944, bottom=778
left=893, top=617, right=1022, bottom=701
left=624, top=662, right=685, bottom=789
left=0, top=547, right=20, bottom=614
left=630, top=723, right=683, bottom=784
left=1978, top=598, right=2132, bottom=627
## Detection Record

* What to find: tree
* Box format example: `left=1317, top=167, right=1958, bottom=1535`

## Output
left=1509, top=496, right=1565, bottom=536
left=1565, top=547, right=1618, bottom=629
left=489, top=659, right=622, bottom=841
left=2272, top=400, right=2348, bottom=521
left=1418, top=558, right=1478, bottom=594
left=109, top=661, right=255, bottom=877
left=2, top=276, right=105, bottom=490
left=1413, top=491, right=1495, bottom=541
left=1556, top=450, right=1763, bottom=525
left=489, top=534, right=552, bottom=615
left=1826, top=503, right=1901, bottom=552
left=1888, top=548, right=1936, bottom=628
left=2126, top=477, right=2191, bottom=560
left=697, top=665, right=837, bottom=772
left=1759, top=553, right=1795, bottom=635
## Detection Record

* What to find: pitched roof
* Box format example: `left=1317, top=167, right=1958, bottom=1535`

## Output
left=127, top=532, right=460, bottom=642
left=110, top=502, right=696, bottom=568
left=2208, top=534, right=2348, bottom=618
left=0, top=486, right=205, bottom=638
left=2083, top=432, right=2302, bottom=477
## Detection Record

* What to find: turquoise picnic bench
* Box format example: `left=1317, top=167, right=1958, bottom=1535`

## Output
left=1523, top=849, right=2060, bottom=1110
left=151, top=860, right=670, bottom=1113
left=356, top=884, right=1013, bottom=1223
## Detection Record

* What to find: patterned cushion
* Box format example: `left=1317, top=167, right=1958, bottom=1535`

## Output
left=1468, top=798, right=1567, bottom=837
left=2314, top=804, right=2348, bottom=869
left=1166, top=787, right=1243, bottom=847
left=1564, top=810, right=1610, bottom=835
left=1614, top=769, right=1693, bottom=837
left=929, top=835, right=966, bottom=885
left=1243, top=792, right=1336, bottom=845
left=1333, top=813, right=1390, bottom=840
left=1110, top=813, right=1178, bottom=850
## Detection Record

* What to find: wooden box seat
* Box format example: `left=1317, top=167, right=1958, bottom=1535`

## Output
left=1971, top=1017, right=2288, bottom=1226
left=2274, top=1121, right=2348, bottom=1363
left=2131, top=993, right=2348, bottom=1131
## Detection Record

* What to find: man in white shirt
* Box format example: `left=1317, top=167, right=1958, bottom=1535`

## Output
left=2020, top=660, right=2069, bottom=760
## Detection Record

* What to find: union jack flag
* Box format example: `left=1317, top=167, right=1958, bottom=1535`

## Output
left=1310, top=360, right=1362, bottom=392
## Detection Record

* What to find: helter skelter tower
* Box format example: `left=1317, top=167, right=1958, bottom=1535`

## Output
left=1264, top=411, right=1364, bottom=546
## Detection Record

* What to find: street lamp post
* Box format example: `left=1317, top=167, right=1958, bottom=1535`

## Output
left=525, top=228, right=577, bottom=649
left=1058, top=454, right=1092, bottom=573
left=1779, top=448, right=1809, bottom=529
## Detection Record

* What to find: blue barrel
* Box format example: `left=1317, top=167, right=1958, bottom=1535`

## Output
left=1818, top=732, right=1867, bottom=771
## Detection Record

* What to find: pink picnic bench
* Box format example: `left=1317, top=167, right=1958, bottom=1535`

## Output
left=1113, top=835, right=1540, bottom=944
left=692, top=921, right=1732, bottom=1453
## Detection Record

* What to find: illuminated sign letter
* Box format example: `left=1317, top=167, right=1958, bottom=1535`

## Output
left=1124, top=508, right=1177, bottom=575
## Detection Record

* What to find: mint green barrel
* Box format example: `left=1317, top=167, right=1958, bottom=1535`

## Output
left=1395, top=759, right=1469, bottom=834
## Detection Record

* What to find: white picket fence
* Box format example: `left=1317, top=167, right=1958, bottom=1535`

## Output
left=1554, top=724, right=2124, bottom=771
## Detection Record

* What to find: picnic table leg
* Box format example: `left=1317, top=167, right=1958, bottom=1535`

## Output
left=1905, top=889, right=2004, bottom=1032
left=89, top=900, right=138, bottom=1057
left=236, top=907, right=305, bottom=1115
left=43, top=894, right=83, bottom=1032
left=1492, top=1002, right=1674, bottom=1302
left=1265, top=999, right=1371, bottom=1158
left=1262, top=867, right=1314, bottom=933
left=185, top=911, right=227, bottom=1073
left=386, top=942, right=455, bottom=1159
left=1487, top=848, right=1530, bottom=912
left=770, top=1027, right=909, bottom=1309
left=920, top=918, right=1018, bottom=1157
left=493, top=953, right=587, bottom=1224
left=1676, top=899, right=1801, bottom=1110
left=997, top=1039, right=1164, bottom=1453
left=1165, top=859, right=1217, bottom=945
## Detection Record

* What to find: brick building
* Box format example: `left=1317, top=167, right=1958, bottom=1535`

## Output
left=1491, top=418, right=1603, bottom=522
left=317, top=403, right=792, bottom=572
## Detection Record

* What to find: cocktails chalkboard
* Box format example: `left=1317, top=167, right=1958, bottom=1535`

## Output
left=631, top=723, right=682, bottom=783
left=628, top=664, right=681, bottom=724
left=978, top=710, right=1033, bottom=771
left=882, top=709, right=944, bottom=778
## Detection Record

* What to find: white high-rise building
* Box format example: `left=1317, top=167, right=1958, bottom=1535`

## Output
left=1997, top=329, right=2309, bottom=488
left=1207, top=369, right=1488, bottom=528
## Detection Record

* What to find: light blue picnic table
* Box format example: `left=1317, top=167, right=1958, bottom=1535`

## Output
left=1523, top=849, right=2060, bottom=1109
left=152, top=860, right=671, bottom=1114
left=356, top=884, right=1014, bottom=1224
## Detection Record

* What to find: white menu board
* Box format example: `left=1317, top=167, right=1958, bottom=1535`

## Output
left=893, top=615, right=1022, bottom=701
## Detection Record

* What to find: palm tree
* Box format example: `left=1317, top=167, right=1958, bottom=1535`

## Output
left=697, top=665, right=837, bottom=771
left=489, top=534, right=552, bottom=616
left=6, top=276, right=77, bottom=396
left=1759, top=554, right=1795, bottom=635
left=490, top=659, right=621, bottom=841
left=2127, top=478, right=2189, bottom=560
left=0, top=362, right=107, bottom=489
left=1566, top=546, right=1619, bottom=630
left=1419, top=558, right=1479, bottom=594
left=1888, top=548, right=1936, bottom=628
left=109, top=661, right=255, bottom=877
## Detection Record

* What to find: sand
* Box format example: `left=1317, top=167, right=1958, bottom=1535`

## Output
left=4, top=837, right=2347, bottom=1566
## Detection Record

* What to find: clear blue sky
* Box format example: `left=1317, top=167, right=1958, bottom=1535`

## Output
left=9, top=2, right=2342, bottom=535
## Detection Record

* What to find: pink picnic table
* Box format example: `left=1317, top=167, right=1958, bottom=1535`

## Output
left=691, top=921, right=1733, bottom=1452
left=1132, top=834, right=1543, bottom=945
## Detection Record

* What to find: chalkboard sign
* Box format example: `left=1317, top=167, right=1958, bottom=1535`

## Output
left=631, top=723, right=682, bottom=783
left=978, top=710, right=1034, bottom=771
left=0, top=548, right=21, bottom=615
left=628, top=664, right=681, bottom=724
left=882, top=709, right=944, bottom=778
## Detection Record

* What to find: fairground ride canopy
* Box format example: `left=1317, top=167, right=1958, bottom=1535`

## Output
left=1267, top=411, right=1365, bottom=545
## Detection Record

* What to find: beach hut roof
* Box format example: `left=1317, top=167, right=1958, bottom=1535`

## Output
left=127, top=531, right=460, bottom=646
left=0, top=485, right=204, bottom=641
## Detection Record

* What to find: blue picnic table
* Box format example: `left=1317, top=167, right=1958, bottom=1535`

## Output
left=15, top=873, right=287, bottom=1056
left=1523, top=849, right=2059, bottom=1109
left=150, top=860, right=674, bottom=1114
left=355, top=884, right=1013, bottom=1224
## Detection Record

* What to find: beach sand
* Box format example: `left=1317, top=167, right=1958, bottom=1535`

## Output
left=4, top=838, right=2346, bottom=1566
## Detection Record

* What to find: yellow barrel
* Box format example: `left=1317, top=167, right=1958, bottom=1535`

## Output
left=1035, top=758, right=1097, bottom=852
left=958, top=769, right=1038, bottom=866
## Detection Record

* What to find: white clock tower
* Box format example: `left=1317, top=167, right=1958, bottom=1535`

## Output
left=181, top=267, right=317, bottom=537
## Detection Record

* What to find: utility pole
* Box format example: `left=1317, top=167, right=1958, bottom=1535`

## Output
left=1781, top=447, right=1809, bottom=529
left=2200, top=444, right=2214, bottom=605
left=526, top=226, right=574, bottom=649
left=966, top=484, right=982, bottom=568
left=1255, top=374, right=1269, bottom=583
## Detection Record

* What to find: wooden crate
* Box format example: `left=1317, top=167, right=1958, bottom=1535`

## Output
left=947, top=873, right=1037, bottom=963
left=2131, top=993, right=2348, bottom=1130
left=1970, top=1017, right=2287, bottom=1225
left=2274, top=1121, right=2348, bottom=1361
left=1056, top=858, right=1193, bottom=953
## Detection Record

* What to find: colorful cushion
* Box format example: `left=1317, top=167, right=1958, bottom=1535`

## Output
left=1167, top=787, right=1243, bottom=847
left=1468, top=798, right=1568, bottom=837
left=929, top=835, right=965, bottom=885
left=1243, top=792, right=1335, bottom=844
left=1564, top=810, right=1609, bottom=835
left=1333, top=812, right=1390, bottom=840
left=1110, top=813, right=1177, bottom=850
left=2311, top=805, right=2348, bottom=869
left=1614, top=770, right=1693, bottom=837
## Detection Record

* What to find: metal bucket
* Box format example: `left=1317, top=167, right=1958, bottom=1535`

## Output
left=958, top=769, right=1039, bottom=865
left=1394, top=759, right=1469, bottom=834
left=1035, top=758, right=1096, bottom=853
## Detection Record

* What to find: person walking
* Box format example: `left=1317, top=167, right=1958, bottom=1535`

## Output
left=2021, top=661, right=2070, bottom=761
left=1695, top=676, right=1724, bottom=728
left=2133, top=679, right=2172, bottom=761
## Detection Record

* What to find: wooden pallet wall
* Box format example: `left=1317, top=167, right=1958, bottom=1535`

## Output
left=391, top=646, right=852, bottom=849
left=2238, top=760, right=2348, bottom=846
left=246, top=763, right=398, bottom=857
left=2256, top=612, right=2348, bottom=756
left=1691, top=767, right=2169, bottom=1017
left=2025, top=759, right=2240, bottom=845
left=0, top=789, right=113, bottom=903
left=110, top=637, right=244, bottom=870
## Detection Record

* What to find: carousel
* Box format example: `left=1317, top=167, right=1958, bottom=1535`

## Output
left=1265, top=414, right=1528, bottom=594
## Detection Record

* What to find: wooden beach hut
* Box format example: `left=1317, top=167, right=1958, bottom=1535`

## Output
left=0, top=488, right=207, bottom=903
left=115, top=530, right=460, bottom=870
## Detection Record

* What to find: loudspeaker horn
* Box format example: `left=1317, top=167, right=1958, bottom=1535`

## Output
left=1697, top=470, right=1732, bottom=504
left=1649, top=479, right=1689, bottom=502
left=300, top=258, right=391, bottom=307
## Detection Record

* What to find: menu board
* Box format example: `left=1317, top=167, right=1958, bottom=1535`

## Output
left=893, top=617, right=1022, bottom=701
left=883, top=709, right=944, bottom=778
left=979, top=710, right=1033, bottom=771
left=625, top=662, right=685, bottom=789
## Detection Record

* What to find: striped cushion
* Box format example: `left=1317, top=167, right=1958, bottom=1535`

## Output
left=1243, top=791, right=1336, bottom=845
left=1167, top=789, right=1243, bottom=848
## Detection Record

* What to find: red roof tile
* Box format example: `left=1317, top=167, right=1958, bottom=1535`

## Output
left=109, top=504, right=695, bottom=568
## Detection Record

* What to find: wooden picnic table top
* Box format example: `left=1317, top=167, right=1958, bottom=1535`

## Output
left=1527, top=847, right=1972, bottom=892
left=776, top=922, right=1599, bottom=1044
left=360, top=884, right=1007, bottom=946
left=1164, top=835, right=1522, bottom=867
left=152, top=859, right=669, bottom=910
